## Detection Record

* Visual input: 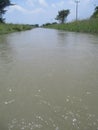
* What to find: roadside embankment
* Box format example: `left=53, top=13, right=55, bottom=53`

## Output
left=0, top=24, right=34, bottom=34
left=43, top=19, right=98, bottom=34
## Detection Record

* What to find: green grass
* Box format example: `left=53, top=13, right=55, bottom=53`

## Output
left=43, top=18, right=98, bottom=34
left=0, top=23, right=34, bottom=34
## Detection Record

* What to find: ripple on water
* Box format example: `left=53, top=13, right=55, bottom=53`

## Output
left=8, top=118, right=43, bottom=130
left=4, top=99, right=15, bottom=105
left=7, top=94, right=98, bottom=130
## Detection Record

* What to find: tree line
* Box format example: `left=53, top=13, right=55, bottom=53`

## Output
left=0, top=0, right=98, bottom=24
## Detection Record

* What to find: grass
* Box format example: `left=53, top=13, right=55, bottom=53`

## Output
left=0, top=23, right=34, bottom=34
left=43, top=18, right=98, bottom=34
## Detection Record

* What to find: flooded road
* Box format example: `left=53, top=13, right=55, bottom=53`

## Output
left=0, top=28, right=98, bottom=130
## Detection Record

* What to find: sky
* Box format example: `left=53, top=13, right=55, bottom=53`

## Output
left=5, top=0, right=98, bottom=25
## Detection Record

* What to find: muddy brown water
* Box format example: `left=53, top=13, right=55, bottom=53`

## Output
left=0, top=28, right=98, bottom=130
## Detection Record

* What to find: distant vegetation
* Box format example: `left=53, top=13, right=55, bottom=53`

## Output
left=0, top=0, right=98, bottom=34
left=0, top=24, right=36, bottom=34
left=43, top=19, right=98, bottom=34
left=42, top=22, right=57, bottom=26
left=0, top=0, right=38, bottom=34
left=43, top=6, right=98, bottom=34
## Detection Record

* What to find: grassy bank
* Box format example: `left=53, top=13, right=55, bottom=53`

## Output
left=0, top=23, right=35, bottom=34
left=43, top=18, right=98, bottom=34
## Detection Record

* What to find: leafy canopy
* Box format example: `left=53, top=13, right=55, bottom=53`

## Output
left=55, top=9, right=70, bottom=24
left=0, top=0, right=12, bottom=23
left=91, top=6, right=98, bottom=18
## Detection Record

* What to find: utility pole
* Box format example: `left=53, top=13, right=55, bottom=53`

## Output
left=75, top=0, right=80, bottom=21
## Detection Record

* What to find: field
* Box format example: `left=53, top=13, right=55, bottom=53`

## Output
left=43, top=18, right=98, bottom=34
left=0, top=23, right=34, bottom=34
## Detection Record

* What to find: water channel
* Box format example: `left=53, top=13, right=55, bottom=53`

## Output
left=0, top=28, right=98, bottom=130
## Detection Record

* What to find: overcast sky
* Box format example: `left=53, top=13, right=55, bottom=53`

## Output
left=5, top=0, right=98, bottom=25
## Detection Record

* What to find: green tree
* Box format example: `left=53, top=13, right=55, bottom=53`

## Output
left=55, top=9, right=70, bottom=23
left=0, top=0, right=12, bottom=23
left=91, top=6, right=98, bottom=18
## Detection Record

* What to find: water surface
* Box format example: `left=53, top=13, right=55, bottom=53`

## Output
left=0, top=28, right=98, bottom=130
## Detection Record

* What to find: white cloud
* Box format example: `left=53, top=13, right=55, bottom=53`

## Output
left=68, top=0, right=75, bottom=5
left=25, top=0, right=48, bottom=7
left=30, top=8, right=44, bottom=14
left=8, top=5, right=27, bottom=13
left=38, top=0, right=48, bottom=7
left=26, top=0, right=35, bottom=6
left=84, top=0, right=91, bottom=4
left=51, top=1, right=65, bottom=8
left=8, top=5, right=44, bottom=14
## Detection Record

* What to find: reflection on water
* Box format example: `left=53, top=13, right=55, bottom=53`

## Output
left=0, top=35, right=14, bottom=71
left=0, top=28, right=98, bottom=130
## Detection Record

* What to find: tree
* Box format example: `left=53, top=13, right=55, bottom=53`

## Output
left=0, top=0, right=12, bottom=23
left=91, top=6, right=98, bottom=19
left=55, top=9, right=70, bottom=24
